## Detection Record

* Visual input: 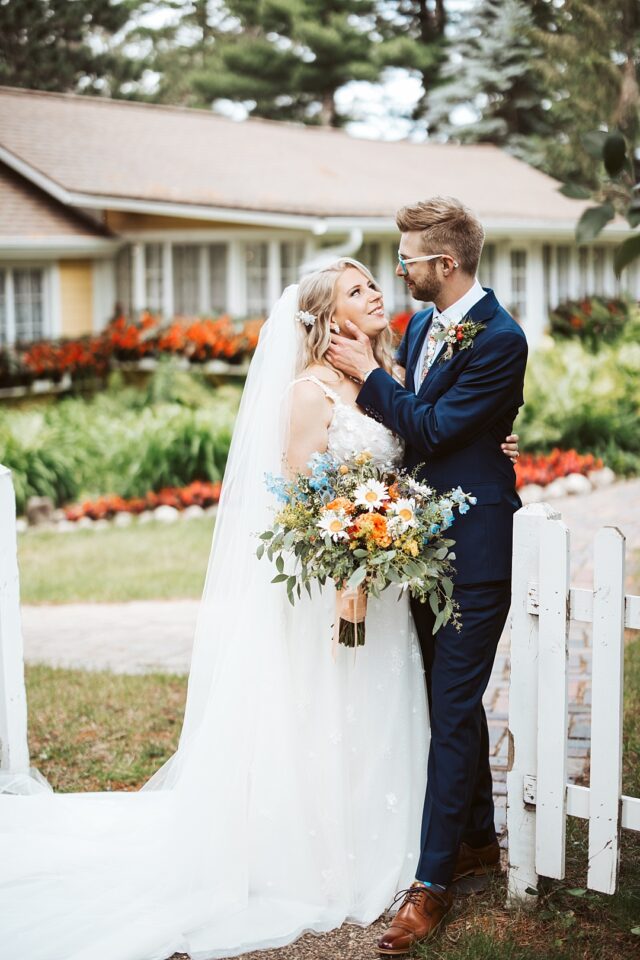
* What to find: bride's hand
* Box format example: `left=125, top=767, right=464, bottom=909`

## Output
left=502, top=434, right=520, bottom=463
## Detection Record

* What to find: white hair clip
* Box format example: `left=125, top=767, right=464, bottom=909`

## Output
left=296, top=310, right=317, bottom=327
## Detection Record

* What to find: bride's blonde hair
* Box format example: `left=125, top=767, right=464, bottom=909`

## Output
left=295, top=258, right=395, bottom=376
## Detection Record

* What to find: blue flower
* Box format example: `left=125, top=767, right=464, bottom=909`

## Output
left=429, top=523, right=441, bottom=535
left=459, top=503, right=469, bottom=515
left=264, top=473, right=290, bottom=503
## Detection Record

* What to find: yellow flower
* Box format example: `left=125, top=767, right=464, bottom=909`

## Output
left=339, top=465, right=350, bottom=475
left=354, top=450, right=373, bottom=465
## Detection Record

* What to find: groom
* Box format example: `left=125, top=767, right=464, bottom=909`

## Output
left=327, top=196, right=528, bottom=952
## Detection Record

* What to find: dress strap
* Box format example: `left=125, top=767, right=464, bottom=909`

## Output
left=292, top=375, right=341, bottom=404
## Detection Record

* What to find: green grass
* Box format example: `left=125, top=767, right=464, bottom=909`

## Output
left=18, top=516, right=216, bottom=603
left=25, top=663, right=187, bottom=792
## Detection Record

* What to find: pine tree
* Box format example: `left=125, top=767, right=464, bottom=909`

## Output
left=183, top=0, right=382, bottom=126
left=424, top=0, right=553, bottom=158
left=0, top=0, right=149, bottom=97
left=533, top=0, right=640, bottom=186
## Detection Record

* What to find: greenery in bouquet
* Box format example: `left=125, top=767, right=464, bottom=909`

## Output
left=257, top=451, right=476, bottom=647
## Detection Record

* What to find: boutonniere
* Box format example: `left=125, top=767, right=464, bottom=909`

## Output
left=434, top=315, right=486, bottom=363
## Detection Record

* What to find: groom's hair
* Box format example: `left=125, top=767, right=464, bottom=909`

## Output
left=395, top=197, right=485, bottom=276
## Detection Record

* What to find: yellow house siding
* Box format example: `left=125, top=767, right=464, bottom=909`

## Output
left=59, top=260, right=94, bottom=337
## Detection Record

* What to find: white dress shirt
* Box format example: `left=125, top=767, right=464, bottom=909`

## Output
left=413, top=278, right=486, bottom=392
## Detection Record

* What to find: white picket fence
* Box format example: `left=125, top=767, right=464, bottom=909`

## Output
left=507, top=502, right=640, bottom=901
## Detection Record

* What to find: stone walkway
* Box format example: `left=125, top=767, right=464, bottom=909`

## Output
left=20, top=479, right=640, bottom=839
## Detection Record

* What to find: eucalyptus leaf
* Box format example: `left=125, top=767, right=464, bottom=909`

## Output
left=432, top=609, right=445, bottom=634
left=259, top=530, right=274, bottom=540
left=347, top=565, right=367, bottom=589
left=271, top=573, right=288, bottom=583
left=276, top=555, right=284, bottom=574
left=256, top=544, right=264, bottom=560
left=353, top=549, right=369, bottom=558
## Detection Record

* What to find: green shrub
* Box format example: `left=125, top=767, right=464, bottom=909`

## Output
left=0, top=367, right=241, bottom=513
left=549, top=296, right=639, bottom=351
left=517, top=336, right=640, bottom=473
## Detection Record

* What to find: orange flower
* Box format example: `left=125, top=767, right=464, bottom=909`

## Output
left=326, top=497, right=355, bottom=514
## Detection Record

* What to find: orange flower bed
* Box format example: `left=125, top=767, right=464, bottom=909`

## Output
left=514, top=449, right=603, bottom=490
left=64, top=480, right=222, bottom=522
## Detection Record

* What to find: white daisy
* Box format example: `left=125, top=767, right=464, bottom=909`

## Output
left=317, top=509, right=350, bottom=541
left=406, top=477, right=433, bottom=498
left=353, top=479, right=389, bottom=512
left=390, top=497, right=417, bottom=528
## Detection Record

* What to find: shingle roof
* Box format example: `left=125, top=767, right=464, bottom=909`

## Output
left=0, top=160, right=110, bottom=238
left=0, top=86, right=588, bottom=223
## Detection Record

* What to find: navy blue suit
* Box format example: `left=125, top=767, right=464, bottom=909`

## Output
left=357, top=288, right=527, bottom=883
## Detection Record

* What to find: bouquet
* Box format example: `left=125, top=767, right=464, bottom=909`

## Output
left=257, top=451, right=476, bottom=648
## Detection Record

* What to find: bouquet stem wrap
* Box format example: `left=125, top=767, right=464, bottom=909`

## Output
left=333, top=586, right=367, bottom=652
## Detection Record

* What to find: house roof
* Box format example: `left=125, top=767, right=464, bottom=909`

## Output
left=0, top=160, right=111, bottom=238
left=0, top=86, right=593, bottom=228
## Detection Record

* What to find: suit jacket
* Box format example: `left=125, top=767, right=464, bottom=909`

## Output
left=357, top=288, right=528, bottom=585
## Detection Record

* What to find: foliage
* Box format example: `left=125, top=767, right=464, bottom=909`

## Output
left=516, top=336, right=640, bottom=475
left=0, top=370, right=241, bottom=512
left=0, top=0, right=150, bottom=98
left=424, top=0, right=553, bottom=160
left=548, top=296, right=639, bottom=351
left=534, top=0, right=639, bottom=187
left=514, top=449, right=603, bottom=491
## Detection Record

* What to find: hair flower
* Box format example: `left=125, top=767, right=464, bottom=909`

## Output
left=296, top=310, right=317, bottom=327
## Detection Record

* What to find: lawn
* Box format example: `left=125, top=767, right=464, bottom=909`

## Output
left=23, top=636, right=640, bottom=959
left=18, top=516, right=215, bottom=603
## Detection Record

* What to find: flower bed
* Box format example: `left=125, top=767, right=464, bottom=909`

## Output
left=64, top=480, right=222, bottom=522
left=0, top=311, right=411, bottom=389
left=514, top=449, right=603, bottom=490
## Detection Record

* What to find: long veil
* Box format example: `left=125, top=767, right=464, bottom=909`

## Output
left=0, top=285, right=333, bottom=960
left=0, top=281, right=429, bottom=960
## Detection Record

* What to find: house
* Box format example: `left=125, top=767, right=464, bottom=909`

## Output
left=0, top=85, right=637, bottom=350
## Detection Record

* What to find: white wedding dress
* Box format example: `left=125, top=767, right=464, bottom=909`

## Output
left=0, top=287, right=429, bottom=960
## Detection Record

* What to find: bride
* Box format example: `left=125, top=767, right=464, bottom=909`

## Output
left=0, top=258, right=517, bottom=960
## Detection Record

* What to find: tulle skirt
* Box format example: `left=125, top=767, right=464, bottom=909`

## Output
left=0, top=583, right=429, bottom=960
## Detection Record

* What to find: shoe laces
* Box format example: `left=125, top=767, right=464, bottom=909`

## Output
left=391, top=884, right=427, bottom=910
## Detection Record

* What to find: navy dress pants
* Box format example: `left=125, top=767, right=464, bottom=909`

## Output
left=410, top=580, right=511, bottom=885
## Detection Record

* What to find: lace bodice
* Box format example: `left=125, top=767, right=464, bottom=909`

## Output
left=294, top=375, right=404, bottom=470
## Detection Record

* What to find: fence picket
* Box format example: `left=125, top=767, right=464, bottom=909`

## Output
left=588, top=527, right=625, bottom=894
left=0, top=465, right=30, bottom=775
left=507, top=503, right=561, bottom=903
left=535, top=518, right=570, bottom=879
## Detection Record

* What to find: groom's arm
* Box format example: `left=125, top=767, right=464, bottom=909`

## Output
left=358, top=331, right=527, bottom=456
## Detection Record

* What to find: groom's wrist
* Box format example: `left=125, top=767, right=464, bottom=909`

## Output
left=361, top=365, right=380, bottom=383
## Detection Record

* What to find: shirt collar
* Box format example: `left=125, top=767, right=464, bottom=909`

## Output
left=433, top=278, right=485, bottom=328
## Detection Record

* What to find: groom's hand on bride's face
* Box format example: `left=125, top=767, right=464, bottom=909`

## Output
left=327, top=319, right=379, bottom=383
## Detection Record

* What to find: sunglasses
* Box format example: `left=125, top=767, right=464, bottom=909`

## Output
left=397, top=252, right=459, bottom=277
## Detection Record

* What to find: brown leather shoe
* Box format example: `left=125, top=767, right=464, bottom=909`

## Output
left=452, top=839, right=500, bottom=881
left=377, top=882, right=453, bottom=955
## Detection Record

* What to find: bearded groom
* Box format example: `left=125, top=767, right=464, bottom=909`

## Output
left=327, top=196, right=528, bottom=953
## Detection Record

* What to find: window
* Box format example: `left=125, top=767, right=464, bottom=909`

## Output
left=0, top=266, right=46, bottom=344
left=245, top=242, right=269, bottom=314
left=478, top=243, right=496, bottom=289
left=556, top=246, right=570, bottom=303
left=593, top=246, right=606, bottom=295
left=145, top=243, right=163, bottom=313
left=115, top=245, right=133, bottom=316
left=173, top=245, right=200, bottom=316
left=280, top=241, right=305, bottom=289
left=510, top=249, right=527, bottom=321
left=578, top=248, right=589, bottom=297
left=208, top=244, right=228, bottom=314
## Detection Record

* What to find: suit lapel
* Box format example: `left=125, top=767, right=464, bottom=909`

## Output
left=416, top=289, right=500, bottom=399
left=405, top=308, right=433, bottom=391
